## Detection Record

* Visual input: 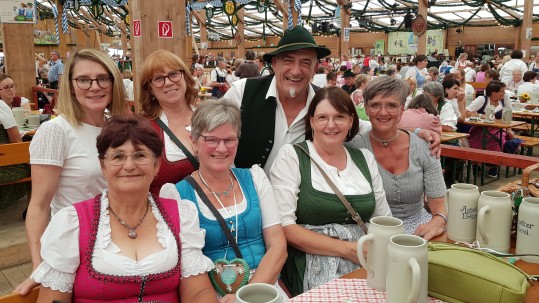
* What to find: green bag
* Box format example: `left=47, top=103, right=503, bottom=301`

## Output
left=427, top=242, right=531, bottom=303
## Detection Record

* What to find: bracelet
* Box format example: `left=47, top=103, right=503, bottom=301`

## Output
left=414, top=128, right=421, bottom=135
left=433, top=213, right=448, bottom=224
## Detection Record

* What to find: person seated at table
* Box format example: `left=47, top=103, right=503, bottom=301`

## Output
left=160, top=99, right=288, bottom=302
left=139, top=50, right=199, bottom=196
left=506, top=69, right=524, bottom=93
left=29, top=115, right=216, bottom=303
left=457, top=80, right=522, bottom=177
left=404, top=76, right=418, bottom=107
left=0, top=74, right=31, bottom=112
left=0, top=98, right=30, bottom=209
left=15, top=48, right=130, bottom=295
left=453, top=68, right=475, bottom=100
left=516, top=71, right=538, bottom=98
left=269, top=87, right=391, bottom=296
left=424, top=81, right=457, bottom=132
left=398, top=94, right=442, bottom=134
left=353, top=77, right=447, bottom=238
left=351, top=74, right=372, bottom=121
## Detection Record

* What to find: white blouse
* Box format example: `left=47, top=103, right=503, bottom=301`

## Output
left=160, top=165, right=282, bottom=229
left=269, top=141, right=392, bottom=227
left=30, top=190, right=214, bottom=293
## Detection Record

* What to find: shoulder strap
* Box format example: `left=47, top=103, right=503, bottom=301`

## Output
left=154, top=118, right=199, bottom=170
left=293, top=143, right=368, bottom=234
left=184, top=175, right=243, bottom=258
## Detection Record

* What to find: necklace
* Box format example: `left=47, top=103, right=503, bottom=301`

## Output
left=370, top=130, right=400, bottom=147
left=198, top=170, right=238, bottom=243
left=108, top=200, right=150, bottom=239
left=198, top=170, right=233, bottom=197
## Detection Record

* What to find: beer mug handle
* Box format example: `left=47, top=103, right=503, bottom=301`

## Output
left=407, top=258, right=421, bottom=303
left=477, top=205, right=491, bottom=244
left=23, top=110, right=30, bottom=118
left=357, top=234, right=374, bottom=275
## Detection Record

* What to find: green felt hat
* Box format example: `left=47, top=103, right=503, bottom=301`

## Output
left=263, top=25, right=331, bottom=63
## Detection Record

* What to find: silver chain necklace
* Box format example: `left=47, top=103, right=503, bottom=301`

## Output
left=198, top=170, right=233, bottom=197
left=108, top=200, right=150, bottom=239
left=370, top=130, right=400, bottom=147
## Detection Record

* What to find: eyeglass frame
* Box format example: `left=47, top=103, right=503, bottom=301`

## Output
left=71, top=76, right=114, bottom=90
left=198, top=135, right=239, bottom=148
left=103, top=151, right=156, bottom=166
left=366, top=102, right=402, bottom=113
left=148, top=69, right=185, bottom=88
left=312, top=114, right=350, bottom=126
left=0, top=84, right=16, bottom=91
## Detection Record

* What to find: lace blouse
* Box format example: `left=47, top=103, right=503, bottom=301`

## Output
left=30, top=190, right=214, bottom=293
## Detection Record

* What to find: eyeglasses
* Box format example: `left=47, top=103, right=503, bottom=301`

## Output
left=367, top=102, right=402, bottom=113
left=199, top=135, right=239, bottom=148
left=72, top=76, right=114, bottom=90
left=104, top=151, right=155, bottom=166
left=0, top=84, right=16, bottom=90
left=313, top=114, right=349, bottom=126
left=149, top=70, right=184, bottom=88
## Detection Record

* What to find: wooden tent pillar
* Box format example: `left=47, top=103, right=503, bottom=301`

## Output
left=416, top=0, right=428, bottom=55
left=128, top=0, right=187, bottom=109
left=520, top=0, right=533, bottom=60
left=337, top=0, right=350, bottom=59
left=56, top=1, right=68, bottom=58
left=237, top=8, right=245, bottom=57
left=1, top=23, right=35, bottom=101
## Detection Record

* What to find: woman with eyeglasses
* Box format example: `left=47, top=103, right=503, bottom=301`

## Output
left=0, top=74, right=32, bottom=112
left=269, top=87, right=391, bottom=296
left=355, top=77, right=446, bottom=239
left=29, top=115, right=217, bottom=303
left=15, top=48, right=129, bottom=295
left=139, top=50, right=199, bottom=196
left=160, top=99, right=287, bottom=303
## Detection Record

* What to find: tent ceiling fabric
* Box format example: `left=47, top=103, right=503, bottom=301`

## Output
left=35, top=0, right=539, bottom=40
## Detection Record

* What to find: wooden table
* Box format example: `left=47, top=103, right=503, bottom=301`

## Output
left=513, top=110, right=539, bottom=137
left=341, top=232, right=539, bottom=303
left=461, top=119, right=525, bottom=185
left=441, top=131, right=469, bottom=143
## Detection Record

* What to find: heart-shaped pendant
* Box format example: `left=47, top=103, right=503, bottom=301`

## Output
left=208, top=258, right=250, bottom=296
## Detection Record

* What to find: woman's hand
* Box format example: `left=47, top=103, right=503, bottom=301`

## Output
left=417, top=129, right=441, bottom=158
left=219, top=294, right=236, bottom=303
left=456, top=91, right=466, bottom=103
left=13, top=277, right=39, bottom=296
left=344, top=241, right=360, bottom=264
left=414, top=216, right=446, bottom=241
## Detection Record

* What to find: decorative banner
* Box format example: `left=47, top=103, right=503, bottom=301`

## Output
left=224, top=1, right=236, bottom=16
left=158, top=21, right=173, bottom=38
left=133, top=19, right=141, bottom=37
left=388, top=30, right=444, bottom=55
left=412, top=14, right=427, bottom=37
left=0, top=0, right=37, bottom=23
left=374, top=40, right=385, bottom=55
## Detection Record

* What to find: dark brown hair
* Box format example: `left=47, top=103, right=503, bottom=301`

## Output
left=485, top=80, right=506, bottom=96
left=97, top=115, right=163, bottom=159
left=305, top=86, right=359, bottom=142
left=407, top=94, right=439, bottom=116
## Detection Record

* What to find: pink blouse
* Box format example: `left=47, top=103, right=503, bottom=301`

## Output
left=398, top=108, right=442, bottom=134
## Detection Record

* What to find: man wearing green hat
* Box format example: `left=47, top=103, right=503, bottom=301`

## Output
left=225, top=25, right=439, bottom=173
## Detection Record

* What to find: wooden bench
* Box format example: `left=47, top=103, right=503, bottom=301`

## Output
left=512, top=122, right=533, bottom=133
left=31, top=86, right=58, bottom=111
left=0, top=287, right=38, bottom=303
left=514, top=135, right=539, bottom=156
left=0, top=142, right=31, bottom=186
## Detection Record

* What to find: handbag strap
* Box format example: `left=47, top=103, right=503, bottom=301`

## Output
left=294, top=143, right=368, bottom=234
left=185, top=175, right=243, bottom=259
left=155, top=118, right=199, bottom=170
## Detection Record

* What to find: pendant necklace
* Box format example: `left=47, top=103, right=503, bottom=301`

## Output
left=108, top=199, right=150, bottom=239
left=199, top=171, right=233, bottom=197
left=370, top=130, right=400, bottom=147
left=198, top=170, right=238, bottom=243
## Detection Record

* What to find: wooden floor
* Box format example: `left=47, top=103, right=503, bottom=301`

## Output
left=0, top=157, right=537, bottom=296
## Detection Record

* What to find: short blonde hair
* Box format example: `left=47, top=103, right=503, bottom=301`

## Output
left=56, top=48, right=127, bottom=126
left=139, top=50, right=197, bottom=120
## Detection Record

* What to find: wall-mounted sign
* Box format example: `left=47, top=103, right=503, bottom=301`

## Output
left=0, top=0, right=37, bottom=23
left=158, top=21, right=173, bottom=38
left=343, top=28, right=350, bottom=42
left=133, top=20, right=141, bottom=37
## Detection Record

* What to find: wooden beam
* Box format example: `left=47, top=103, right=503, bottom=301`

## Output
left=192, top=10, right=206, bottom=27
left=273, top=0, right=288, bottom=18
left=80, top=8, right=107, bottom=33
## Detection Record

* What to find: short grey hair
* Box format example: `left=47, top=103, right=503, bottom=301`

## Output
left=363, top=77, right=409, bottom=106
left=191, top=98, right=241, bottom=139
left=422, top=81, right=444, bottom=101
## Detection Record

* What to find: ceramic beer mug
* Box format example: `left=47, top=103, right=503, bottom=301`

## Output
left=476, top=191, right=512, bottom=253
left=502, top=108, right=512, bottom=123
left=446, top=183, right=480, bottom=243
left=12, top=107, right=29, bottom=127
left=235, top=283, right=282, bottom=303
left=484, top=105, right=495, bottom=122
left=386, top=234, right=428, bottom=303
left=516, top=197, right=539, bottom=263
left=357, top=216, right=405, bottom=291
left=25, top=114, right=41, bottom=128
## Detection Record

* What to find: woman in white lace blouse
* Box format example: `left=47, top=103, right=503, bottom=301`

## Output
left=16, top=49, right=130, bottom=295
left=29, top=115, right=216, bottom=303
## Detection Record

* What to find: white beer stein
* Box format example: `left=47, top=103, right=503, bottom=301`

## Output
left=235, top=283, right=282, bottom=303
left=12, top=107, right=29, bottom=127
left=484, top=105, right=495, bottom=122
left=446, top=183, right=480, bottom=243
left=516, top=197, right=539, bottom=263
left=386, top=234, right=428, bottom=303
left=476, top=191, right=512, bottom=253
left=357, top=216, right=405, bottom=291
